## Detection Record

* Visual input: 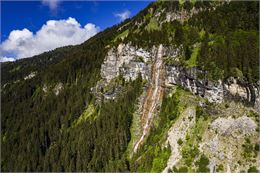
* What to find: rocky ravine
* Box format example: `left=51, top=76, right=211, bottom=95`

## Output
left=133, top=44, right=165, bottom=153
left=98, top=43, right=167, bottom=154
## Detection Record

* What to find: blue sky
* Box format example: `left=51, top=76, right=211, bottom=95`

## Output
left=1, top=0, right=152, bottom=62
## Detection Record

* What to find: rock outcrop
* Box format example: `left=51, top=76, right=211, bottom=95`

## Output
left=200, top=115, right=258, bottom=173
left=165, top=65, right=224, bottom=103
left=53, top=83, right=63, bottom=96
left=100, top=44, right=260, bottom=110
left=24, top=71, right=37, bottom=80
left=211, top=116, right=257, bottom=136
left=163, top=106, right=196, bottom=173
left=101, top=43, right=153, bottom=83
left=166, top=65, right=260, bottom=110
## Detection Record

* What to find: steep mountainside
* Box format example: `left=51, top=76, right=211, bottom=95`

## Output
left=1, top=1, right=259, bottom=172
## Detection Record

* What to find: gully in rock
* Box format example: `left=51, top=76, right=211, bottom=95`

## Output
left=133, top=44, right=165, bottom=153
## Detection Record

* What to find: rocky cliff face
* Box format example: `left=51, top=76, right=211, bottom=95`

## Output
left=100, top=44, right=260, bottom=111
left=101, top=43, right=154, bottom=83
left=100, top=44, right=166, bottom=153
left=166, top=65, right=260, bottom=111
left=166, top=65, right=224, bottom=103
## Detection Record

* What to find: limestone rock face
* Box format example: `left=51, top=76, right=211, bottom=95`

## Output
left=255, top=82, right=260, bottom=112
left=152, top=5, right=202, bottom=24
left=101, top=44, right=260, bottom=109
left=101, top=43, right=153, bottom=83
left=200, top=115, right=258, bottom=173
left=164, top=7, right=201, bottom=23
left=211, top=116, right=257, bottom=136
left=166, top=65, right=260, bottom=108
left=224, top=78, right=260, bottom=111
left=120, top=61, right=151, bottom=81
left=101, top=44, right=181, bottom=84
left=165, top=65, right=224, bottom=103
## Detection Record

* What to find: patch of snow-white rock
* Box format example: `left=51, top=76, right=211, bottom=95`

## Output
left=101, top=43, right=152, bottom=83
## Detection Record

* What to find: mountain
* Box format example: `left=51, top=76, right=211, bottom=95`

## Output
left=1, top=1, right=259, bottom=172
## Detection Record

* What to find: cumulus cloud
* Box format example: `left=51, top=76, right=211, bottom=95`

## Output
left=114, top=10, right=131, bottom=21
left=0, top=17, right=100, bottom=61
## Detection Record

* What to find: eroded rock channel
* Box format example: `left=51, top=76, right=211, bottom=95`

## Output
left=133, top=44, right=165, bottom=153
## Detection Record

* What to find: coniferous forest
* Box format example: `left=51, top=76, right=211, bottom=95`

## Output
left=1, top=1, right=259, bottom=172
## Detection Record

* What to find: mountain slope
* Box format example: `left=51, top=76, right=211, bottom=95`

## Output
left=1, top=1, right=259, bottom=172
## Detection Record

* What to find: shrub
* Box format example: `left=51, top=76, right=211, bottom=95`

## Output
left=248, top=166, right=258, bottom=173
left=217, top=164, right=224, bottom=171
left=255, top=143, right=260, bottom=152
left=177, top=138, right=183, bottom=145
left=195, top=154, right=210, bottom=172
left=172, top=166, right=188, bottom=173
left=230, top=67, right=243, bottom=78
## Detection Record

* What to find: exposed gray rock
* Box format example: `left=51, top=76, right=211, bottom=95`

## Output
left=100, top=44, right=260, bottom=109
left=42, top=84, right=48, bottom=93
left=224, top=78, right=260, bottom=111
left=164, top=7, right=200, bottom=23
left=255, top=83, right=260, bottom=112
left=165, top=65, right=224, bottom=103
left=120, top=62, right=151, bottom=81
left=165, top=65, right=260, bottom=108
left=153, top=5, right=203, bottom=24
left=24, top=71, right=37, bottom=80
left=53, top=83, right=63, bottom=96
left=101, top=43, right=152, bottom=83
left=103, top=86, right=123, bottom=100
left=209, top=161, right=217, bottom=173
left=211, top=116, right=257, bottom=136
left=163, top=106, right=196, bottom=173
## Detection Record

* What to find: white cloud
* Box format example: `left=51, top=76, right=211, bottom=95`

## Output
left=0, top=56, right=15, bottom=62
left=0, top=17, right=100, bottom=61
left=42, top=0, right=60, bottom=12
left=114, top=10, right=131, bottom=21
